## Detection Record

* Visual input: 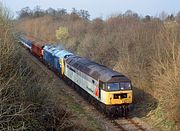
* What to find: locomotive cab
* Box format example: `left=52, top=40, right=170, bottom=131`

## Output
left=99, top=79, right=133, bottom=105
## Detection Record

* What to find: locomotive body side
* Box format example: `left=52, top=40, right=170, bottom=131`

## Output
left=43, top=45, right=57, bottom=68
left=64, top=61, right=100, bottom=100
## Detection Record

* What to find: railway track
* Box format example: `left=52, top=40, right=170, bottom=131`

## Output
left=20, top=45, right=153, bottom=131
left=109, top=117, right=148, bottom=131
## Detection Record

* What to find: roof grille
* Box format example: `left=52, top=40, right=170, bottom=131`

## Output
left=112, top=75, right=124, bottom=77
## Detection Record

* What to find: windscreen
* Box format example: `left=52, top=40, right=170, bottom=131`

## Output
left=120, top=82, right=131, bottom=90
left=107, top=82, right=131, bottom=91
left=107, top=83, right=120, bottom=91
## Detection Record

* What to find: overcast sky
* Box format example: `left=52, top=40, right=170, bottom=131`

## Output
left=1, top=0, right=180, bottom=19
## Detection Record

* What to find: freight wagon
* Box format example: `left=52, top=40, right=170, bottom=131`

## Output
left=32, top=41, right=45, bottom=59
left=17, top=35, right=34, bottom=49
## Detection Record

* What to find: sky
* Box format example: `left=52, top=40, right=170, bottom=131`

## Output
left=1, top=0, right=180, bottom=19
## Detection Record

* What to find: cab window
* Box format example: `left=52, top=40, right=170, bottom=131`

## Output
left=99, top=81, right=106, bottom=90
left=120, top=82, right=131, bottom=90
left=107, top=83, right=120, bottom=91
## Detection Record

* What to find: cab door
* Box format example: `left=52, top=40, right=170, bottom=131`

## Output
left=98, top=81, right=105, bottom=99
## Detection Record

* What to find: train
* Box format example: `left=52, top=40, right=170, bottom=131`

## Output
left=15, top=33, right=133, bottom=117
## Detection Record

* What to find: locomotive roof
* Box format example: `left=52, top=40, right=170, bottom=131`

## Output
left=54, top=50, right=73, bottom=58
left=66, top=56, right=130, bottom=82
left=43, top=45, right=73, bottom=58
